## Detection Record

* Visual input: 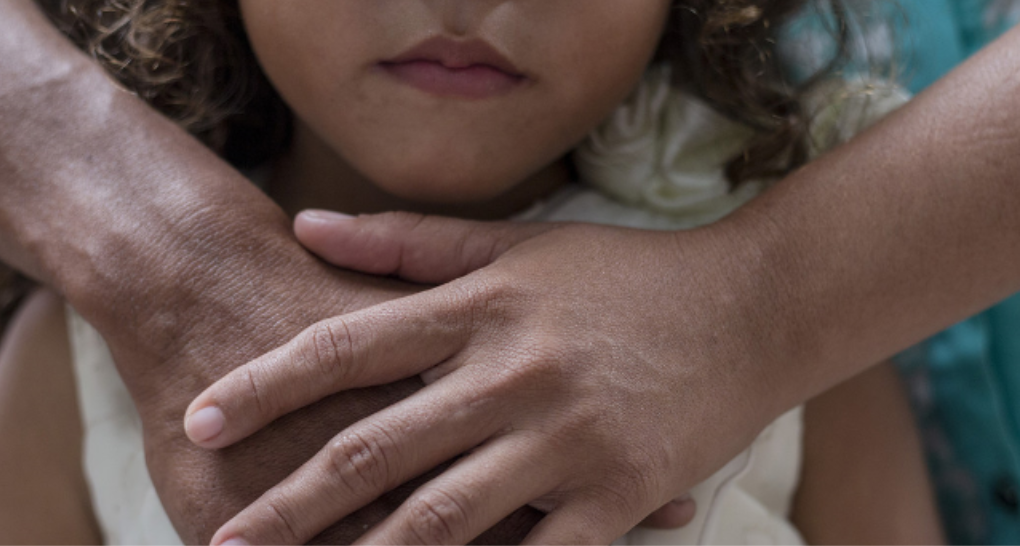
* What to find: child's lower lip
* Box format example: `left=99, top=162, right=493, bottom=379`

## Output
left=380, top=60, right=525, bottom=99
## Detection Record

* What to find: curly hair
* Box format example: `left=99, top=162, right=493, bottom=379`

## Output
left=37, top=0, right=290, bottom=168
left=37, top=0, right=860, bottom=180
left=662, top=0, right=853, bottom=181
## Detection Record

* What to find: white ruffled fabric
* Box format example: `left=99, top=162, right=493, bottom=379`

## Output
left=574, top=65, right=910, bottom=227
left=67, top=71, right=909, bottom=545
left=802, top=78, right=911, bottom=157
left=574, top=65, right=758, bottom=227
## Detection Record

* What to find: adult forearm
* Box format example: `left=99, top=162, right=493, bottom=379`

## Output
left=0, top=5, right=541, bottom=541
left=0, top=0, right=97, bottom=282
left=0, top=0, right=303, bottom=364
left=727, top=25, right=1020, bottom=415
left=0, top=0, right=281, bottom=304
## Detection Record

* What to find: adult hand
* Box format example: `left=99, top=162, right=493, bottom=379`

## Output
left=64, top=172, right=554, bottom=544
left=0, top=4, right=542, bottom=539
left=189, top=211, right=783, bottom=545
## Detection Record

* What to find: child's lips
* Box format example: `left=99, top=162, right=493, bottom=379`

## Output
left=380, top=60, right=524, bottom=99
left=380, top=36, right=527, bottom=99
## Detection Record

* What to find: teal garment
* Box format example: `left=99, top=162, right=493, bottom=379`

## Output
left=888, top=1, right=1020, bottom=544
left=898, top=300, right=1020, bottom=545
left=893, top=0, right=1020, bottom=92
left=784, top=1, right=1020, bottom=543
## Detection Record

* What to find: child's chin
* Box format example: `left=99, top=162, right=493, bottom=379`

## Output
left=375, top=174, right=518, bottom=205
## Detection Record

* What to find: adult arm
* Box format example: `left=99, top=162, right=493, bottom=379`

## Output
left=192, top=24, right=1020, bottom=545
left=0, top=1, right=542, bottom=542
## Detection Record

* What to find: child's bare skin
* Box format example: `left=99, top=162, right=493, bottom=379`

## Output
left=791, top=363, right=944, bottom=545
left=0, top=289, right=101, bottom=545
left=0, top=290, right=941, bottom=544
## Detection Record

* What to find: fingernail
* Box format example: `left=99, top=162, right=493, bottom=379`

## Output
left=217, top=538, right=250, bottom=546
left=185, top=406, right=225, bottom=443
left=299, top=209, right=355, bottom=223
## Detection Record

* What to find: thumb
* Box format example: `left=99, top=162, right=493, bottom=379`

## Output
left=294, top=210, right=558, bottom=284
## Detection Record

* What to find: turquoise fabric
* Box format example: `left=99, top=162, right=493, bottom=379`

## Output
left=795, top=2, right=1020, bottom=542
left=898, top=300, right=1020, bottom=545
left=785, top=2, right=1020, bottom=543
left=894, top=0, right=1020, bottom=92
left=888, top=1, right=1020, bottom=544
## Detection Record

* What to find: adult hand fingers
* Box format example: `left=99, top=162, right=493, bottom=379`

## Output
left=355, top=436, right=564, bottom=545
left=184, top=292, right=467, bottom=448
left=209, top=378, right=505, bottom=546
left=521, top=499, right=635, bottom=546
left=294, top=210, right=558, bottom=283
left=639, top=495, right=696, bottom=529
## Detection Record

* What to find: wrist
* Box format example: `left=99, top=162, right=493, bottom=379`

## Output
left=2, top=59, right=293, bottom=344
left=675, top=211, right=821, bottom=423
left=62, top=177, right=295, bottom=364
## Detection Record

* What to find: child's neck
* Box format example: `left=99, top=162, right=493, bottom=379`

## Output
left=267, top=122, right=572, bottom=220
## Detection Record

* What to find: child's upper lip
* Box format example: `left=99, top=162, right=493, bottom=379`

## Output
left=383, top=36, right=525, bottom=78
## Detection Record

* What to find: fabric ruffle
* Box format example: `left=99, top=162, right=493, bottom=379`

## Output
left=574, top=65, right=910, bottom=224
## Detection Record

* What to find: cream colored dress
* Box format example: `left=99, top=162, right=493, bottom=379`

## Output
left=67, top=75, right=908, bottom=545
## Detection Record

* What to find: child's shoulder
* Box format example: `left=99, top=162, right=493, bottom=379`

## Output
left=1, top=289, right=72, bottom=367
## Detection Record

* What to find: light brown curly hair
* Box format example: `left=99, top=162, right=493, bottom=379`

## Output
left=37, top=0, right=863, bottom=180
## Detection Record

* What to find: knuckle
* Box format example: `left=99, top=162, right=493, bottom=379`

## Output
left=503, top=348, right=565, bottom=391
left=326, top=426, right=398, bottom=494
left=592, top=483, right=634, bottom=513
left=239, top=363, right=275, bottom=418
left=457, top=274, right=520, bottom=328
left=470, top=346, right=569, bottom=409
left=478, top=272, right=520, bottom=307
left=404, top=489, right=471, bottom=545
left=262, top=497, right=304, bottom=544
left=527, top=347, right=566, bottom=377
left=604, top=441, right=671, bottom=505
left=304, top=318, right=358, bottom=386
left=590, top=474, right=650, bottom=520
